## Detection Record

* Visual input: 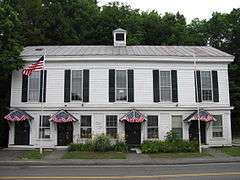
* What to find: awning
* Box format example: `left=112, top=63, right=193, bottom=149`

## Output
left=49, top=110, right=78, bottom=123
left=4, top=109, right=33, bottom=122
left=119, top=109, right=147, bottom=123
left=184, top=110, right=216, bottom=123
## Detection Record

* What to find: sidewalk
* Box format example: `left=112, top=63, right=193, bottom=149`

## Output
left=0, top=149, right=240, bottom=166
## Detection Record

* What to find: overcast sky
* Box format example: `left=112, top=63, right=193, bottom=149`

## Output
left=98, top=0, right=240, bottom=23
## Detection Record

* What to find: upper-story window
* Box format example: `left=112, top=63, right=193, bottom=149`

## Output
left=115, top=33, right=124, bottom=41
left=201, top=71, right=213, bottom=101
left=28, top=71, right=40, bottom=102
left=116, top=70, right=127, bottom=101
left=71, top=70, right=83, bottom=101
left=159, top=71, right=172, bottom=101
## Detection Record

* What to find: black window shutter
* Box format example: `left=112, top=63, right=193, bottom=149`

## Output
left=153, top=70, right=160, bottom=102
left=39, top=70, right=47, bottom=102
left=109, top=69, right=115, bottom=102
left=128, top=69, right=134, bottom=102
left=195, top=71, right=202, bottom=102
left=83, top=69, right=89, bottom=102
left=21, top=74, right=28, bottom=102
left=212, top=70, right=219, bottom=102
left=171, top=70, right=178, bottom=102
left=64, top=70, right=71, bottom=102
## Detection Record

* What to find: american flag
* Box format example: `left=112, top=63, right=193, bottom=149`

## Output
left=120, top=109, right=146, bottom=123
left=22, top=55, right=44, bottom=76
left=4, top=110, right=33, bottom=122
left=49, top=110, right=78, bottom=123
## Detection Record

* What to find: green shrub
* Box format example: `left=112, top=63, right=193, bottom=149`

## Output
left=93, top=134, right=112, bottom=152
left=113, top=140, right=128, bottom=152
left=141, top=140, right=198, bottom=153
left=68, top=141, right=94, bottom=152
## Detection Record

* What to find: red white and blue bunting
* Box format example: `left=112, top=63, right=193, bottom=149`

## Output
left=119, top=109, right=146, bottom=123
left=49, top=110, right=78, bottom=123
left=184, top=110, right=216, bottom=123
left=4, top=110, right=33, bottom=122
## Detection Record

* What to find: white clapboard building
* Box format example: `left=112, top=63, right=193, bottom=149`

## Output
left=6, top=28, right=234, bottom=148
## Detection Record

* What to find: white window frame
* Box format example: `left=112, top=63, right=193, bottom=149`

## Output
left=28, top=71, right=41, bottom=102
left=115, top=70, right=128, bottom=102
left=70, top=70, right=83, bottom=102
left=106, top=115, right=118, bottom=138
left=200, top=71, right=213, bottom=102
left=39, top=115, right=51, bottom=139
left=159, top=70, right=172, bottom=102
left=147, top=115, right=159, bottom=139
left=212, top=115, right=223, bottom=138
left=80, top=115, right=92, bottom=139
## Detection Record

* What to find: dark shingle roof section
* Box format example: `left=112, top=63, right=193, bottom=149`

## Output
left=21, top=45, right=233, bottom=58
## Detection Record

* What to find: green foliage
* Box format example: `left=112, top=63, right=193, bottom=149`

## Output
left=113, top=140, right=128, bottom=153
left=165, top=130, right=181, bottom=142
left=93, top=134, right=112, bottom=152
left=141, top=140, right=198, bottom=153
left=68, top=135, right=128, bottom=152
left=68, top=141, right=94, bottom=152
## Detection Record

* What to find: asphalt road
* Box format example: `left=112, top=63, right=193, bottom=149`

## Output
left=0, top=162, right=240, bottom=180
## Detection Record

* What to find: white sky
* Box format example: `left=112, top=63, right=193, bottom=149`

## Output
left=98, top=0, right=240, bottom=23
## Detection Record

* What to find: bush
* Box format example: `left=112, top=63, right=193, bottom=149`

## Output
left=113, top=140, right=128, bottom=152
left=68, top=141, right=94, bottom=152
left=141, top=140, right=198, bottom=153
left=93, top=134, right=112, bottom=152
left=165, top=130, right=181, bottom=142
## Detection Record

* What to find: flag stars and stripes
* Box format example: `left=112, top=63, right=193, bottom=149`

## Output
left=22, top=56, right=44, bottom=76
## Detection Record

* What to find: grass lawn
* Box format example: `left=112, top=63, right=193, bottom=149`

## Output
left=222, top=147, right=240, bottom=157
left=18, top=149, right=51, bottom=160
left=62, top=151, right=127, bottom=159
left=149, top=152, right=211, bottom=159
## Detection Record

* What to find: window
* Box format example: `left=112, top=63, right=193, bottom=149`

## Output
left=147, top=116, right=158, bottom=139
left=171, top=115, right=183, bottom=139
left=212, top=115, right=223, bottom=138
left=39, top=116, right=50, bottom=139
left=116, top=33, right=124, bottom=41
left=71, top=70, right=83, bottom=101
left=159, top=71, right=172, bottom=101
left=80, top=116, right=91, bottom=138
left=106, top=115, right=117, bottom=138
left=201, top=71, right=213, bottom=101
left=28, top=71, right=40, bottom=101
left=116, top=70, right=127, bottom=101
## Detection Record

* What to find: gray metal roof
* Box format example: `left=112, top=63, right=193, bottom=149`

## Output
left=21, top=45, right=233, bottom=58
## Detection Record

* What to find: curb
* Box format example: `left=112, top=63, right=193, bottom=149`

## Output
left=1, top=158, right=240, bottom=166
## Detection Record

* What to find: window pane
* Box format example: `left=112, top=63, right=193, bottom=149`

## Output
left=106, top=128, right=117, bottom=138
left=202, top=90, right=212, bottom=101
left=81, top=116, right=91, bottom=126
left=147, top=116, right=158, bottom=126
left=116, top=33, right=124, bottom=41
left=201, top=71, right=212, bottom=101
left=39, top=116, right=50, bottom=127
left=116, top=70, right=127, bottom=88
left=160, top=87, right=171, bottom=101
left=147, top=128, right=158, bottom=139
left=160, top=71, right=171, bottom=87
left=116, top=89, right=127, bottom=101
left=212, top=115, right=223, bottom=138
left=28, top=71, right=40, bottom=101
left=106, top=116, right=117, bottom=127
left=80, top=128, right=92, bottom=138
left=172, top=128, right=182, bottom=139
left=71, top=70, right=82, bottom=101
left=172, top=115, right=182, bottom=128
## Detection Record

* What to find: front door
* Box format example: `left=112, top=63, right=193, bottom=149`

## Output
left=14, top=121, right=30, bottom=145
left=125, top=122, right=141, bottom=146
left=189, top=121, right=206, bottom=144
left=57, top=123, right=73, bottom=146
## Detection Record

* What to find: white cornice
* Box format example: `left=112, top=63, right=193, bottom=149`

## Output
left=22, top=55, right=234, bottom=63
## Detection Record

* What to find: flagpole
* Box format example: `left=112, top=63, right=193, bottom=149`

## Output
left=193, top=53, right=202, bottom=153
left=40, top=49, right=46, bottom=155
